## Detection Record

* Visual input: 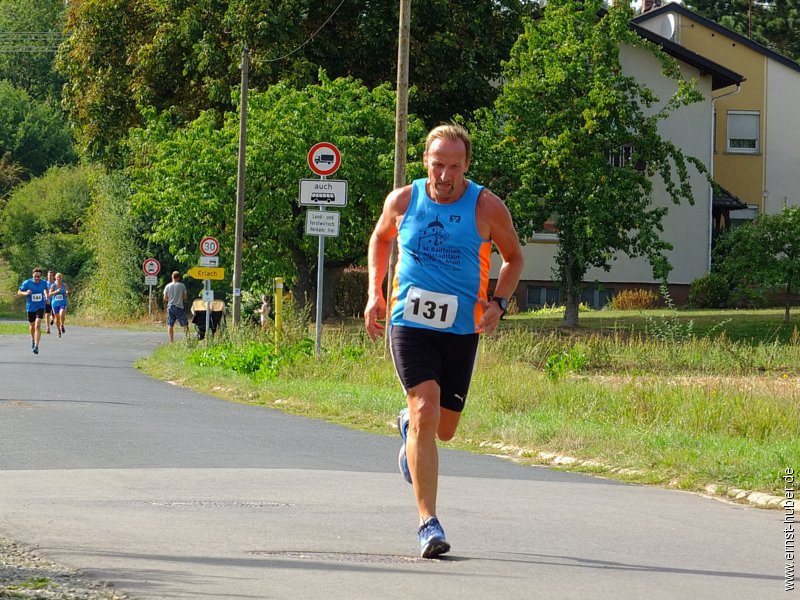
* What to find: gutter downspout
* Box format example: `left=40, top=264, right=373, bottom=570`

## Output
left=708, top=83, right=742, bottom=271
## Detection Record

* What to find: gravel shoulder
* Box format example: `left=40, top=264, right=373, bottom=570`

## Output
left=0, top=535, right=133, bottom=599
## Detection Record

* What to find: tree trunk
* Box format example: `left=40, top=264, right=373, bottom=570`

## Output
left=786, top=281, right=791, bottom=323
left=563, top=291, right=580, bottom=327
left=562, top=267, right=580, bottom=328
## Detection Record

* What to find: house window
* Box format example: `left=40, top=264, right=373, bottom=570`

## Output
left=530, top=212, right=559, bottom=242
left=526, top=286, right=560, bottom=309
left=727, top=111, right=760, bottom=154
left=608, top=144, right=634, bottom=168
left=580, top=287, right=613, bottom=309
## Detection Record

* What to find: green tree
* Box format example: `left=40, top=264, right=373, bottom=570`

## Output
left=303, top=0, right=540, bottom=126
left=127, top=73, right=426, bottom=306
left=0, top=0, right=66, bottom=102
left=482, top=0, right=705, bottom=327
left=57, top=0, right=152, bottom=165
left=717, top=207, right=800, bottom=322
left=0, top=165, right=92, bottom=284
left=0, top=81, right=76, bottom=180
left=57, top=0, right=539, bottom=165
left=57, top=0, right=315, bottom=166
left=81, top=170, right=149, bottom=319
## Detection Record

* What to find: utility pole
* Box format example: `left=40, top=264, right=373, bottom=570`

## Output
left=385, top=0, right=411, bottom=352
left=232, top=46, right=249, bottom=326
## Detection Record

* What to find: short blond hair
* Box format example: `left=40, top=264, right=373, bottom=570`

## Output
left=425, top=123, right=472, bottom=164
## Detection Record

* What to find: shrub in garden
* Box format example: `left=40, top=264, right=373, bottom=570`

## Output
left=334, top=266, right=367, bottom=318
left=608, top=288, right=659, bottom=310
left=687, top=273, right=730, bottom=308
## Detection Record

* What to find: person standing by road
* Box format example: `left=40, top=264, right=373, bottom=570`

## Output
left=163, top=271, right=189, bottom=342
left=364, top=123, right=524, bottom=558
left=17, top=267, right=50, bottom=355
left=49, top=273, right=70, bottom=337
left=258, top=294, right=271, bottom=329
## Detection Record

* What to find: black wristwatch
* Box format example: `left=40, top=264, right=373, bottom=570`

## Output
left=491, top=296, right=508, bottom=318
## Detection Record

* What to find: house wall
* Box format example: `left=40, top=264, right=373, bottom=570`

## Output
left=642, top=10, right=767, bottom=209
left=765, top=59, right=800, bottom=212
left=680, top=14, right=766, bottom=209
left=491, top=43, right=715, bottom=306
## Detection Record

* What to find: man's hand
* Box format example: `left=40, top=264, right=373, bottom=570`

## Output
left=476, top=298, right=504, bottom=335
left=364, top=295, right=387, bottom=341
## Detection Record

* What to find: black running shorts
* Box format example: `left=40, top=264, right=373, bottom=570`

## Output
left=389, top=325, right=480, bottom=413
left=27, top=308, right=45, bottom=323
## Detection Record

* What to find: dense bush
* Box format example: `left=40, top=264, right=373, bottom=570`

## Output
left=81, top=171, right=146, bottom=319
left=608, top=288, right=659, bottom=310
left=0, top=165, right=92, bottom=287
left=729, top=285, right=767, bottom=309
left=334, top=266, right=367, bottom=318
left=687, top=273, right=730, bottom=308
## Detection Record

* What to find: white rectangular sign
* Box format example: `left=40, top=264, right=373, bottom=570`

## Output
left=144, top=275, right=158, bottom=285
left=305, top=210, right=340, bottom=237
left=199, top=255, right=219, bottom=267
left=202, top=289, right=214, bottom=302
left=299, top=179, right=348, bottom=207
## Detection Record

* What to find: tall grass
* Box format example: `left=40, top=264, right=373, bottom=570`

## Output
left=138, top=317, right=800, bottom=497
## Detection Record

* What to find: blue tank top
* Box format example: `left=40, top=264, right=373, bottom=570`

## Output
left=50, top=285, right=67, bottom=308
left=390, top=178, right=492, bottom=334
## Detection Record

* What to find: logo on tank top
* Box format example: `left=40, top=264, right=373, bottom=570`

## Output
left=409, top=215, right=462, bottom=271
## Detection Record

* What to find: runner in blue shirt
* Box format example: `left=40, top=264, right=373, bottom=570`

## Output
left=17, top=267, right=49, bottom=355
left=49, top=273, right=70, bottom=338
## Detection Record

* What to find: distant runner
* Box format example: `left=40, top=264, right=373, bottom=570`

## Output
left=44, top=270, right=56, bottom=334
left=49, top=273, right=70, bottom=338
left=17, top=267, right=49, bottom=355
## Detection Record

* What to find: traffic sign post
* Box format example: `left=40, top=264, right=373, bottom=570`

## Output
left=299, top=179, right=348, bottom=207
left=200, top=236, right=220, bottom=257
left=304, top=142, right=346, bottom=357
left=142, top=258, right=161, bottom=319
left=307, top=142, right=341, bottom=177
left=305, top=209, right=340, bottom=237
left=187, top=266, right=225, bottom=280
left=142, top=258, right=161, bottom=276
left=196, top=237, right=221, bottom=338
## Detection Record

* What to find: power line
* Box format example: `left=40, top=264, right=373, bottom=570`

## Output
left=0, top=32, right=64, bottom=53
left=264, top=0, right=346, bottom=62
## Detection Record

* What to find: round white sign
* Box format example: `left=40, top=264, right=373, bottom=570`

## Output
left=307, top=142, right=341, bottom=177
left=142, top=258, right=161, bottom=275
left=200, top=236, right=220, bottom=257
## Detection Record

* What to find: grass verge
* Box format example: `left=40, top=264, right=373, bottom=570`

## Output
left=137, top=311, right=800, bottom=503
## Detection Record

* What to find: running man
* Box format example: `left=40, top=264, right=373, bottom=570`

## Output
left=49, top=273, right=69, bottom=337
left=163, top=271, right=189, bottom=342
left=17, top=267, right=50, bottom=355
left=364, top=124, right=524, bottom=558
left=44, top=270, right=56, bottom=334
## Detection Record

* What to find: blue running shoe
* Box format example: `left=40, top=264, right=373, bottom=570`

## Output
left=418, top=516, right=450, bottom=559
left=31, top=339, right=35, bottom=349
left=397, top=408, right=412, bottom=484
left=32, top=345, right=39, bottom=355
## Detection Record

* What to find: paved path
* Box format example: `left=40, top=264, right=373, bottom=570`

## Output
left=0, top=325, right=782, bottom=599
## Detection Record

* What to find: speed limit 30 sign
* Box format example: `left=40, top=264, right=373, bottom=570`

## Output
left=200, top=236, right=220, bottom=256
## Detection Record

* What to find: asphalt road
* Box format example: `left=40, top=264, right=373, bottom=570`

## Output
left=0, top=324, right=783, bottom=599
